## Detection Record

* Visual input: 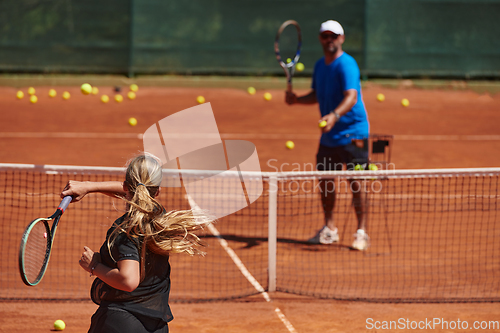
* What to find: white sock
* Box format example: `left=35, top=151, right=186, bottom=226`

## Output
left=357, top=229, right=365, bottom=235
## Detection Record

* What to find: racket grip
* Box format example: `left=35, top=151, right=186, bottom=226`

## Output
left=58, top=196, right=73, bottom=213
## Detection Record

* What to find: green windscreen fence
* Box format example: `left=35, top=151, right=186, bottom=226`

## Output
left=0, top=0, right=499, bottom=78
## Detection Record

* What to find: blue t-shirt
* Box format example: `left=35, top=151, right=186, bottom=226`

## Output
left=312, top=52, right=369, bottom=147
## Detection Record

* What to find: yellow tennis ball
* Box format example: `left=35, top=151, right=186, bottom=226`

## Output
left=285, top=140, right=295, bottom=149
left=115, top=94, right=123, bottom=103
left=81, top=83, right=92, bottom=95
left=296, top=62, right=305, bottom=72
left=30, top=95, right=38, bottom=104
left=130, top=84, right=139, bottom=92
left=28, top=87, right=35, bottom=95
left=263, top=92, right=272, bottom=101
left=101, top=95, right=109, bottom=103
left=286, top=58, right=292, bottom=63
left=127, top=91, right=136, bottom=100
left=401, top=98, right=410, bottom=107
left=247, top=87, right=256, bottom=95
left=376, top=93, right=385, bottom=102
left=369, top=164, right=378, bottom=171
left=16, top=91, right=24, bottom=99
left=196, top=96, right=205, bottom=104
left=354, top=164, right=364, bottom=171
left=48, top=89, right=57, bottom=98
left=318, top=120, right=327, bottom=128
left=62, top=91, right=70, bottom=100
left=91, top=87, right=99, bottom=95
left=128, top=117, right=137, bottom=126
left=54, top=320, right=65, bottom=331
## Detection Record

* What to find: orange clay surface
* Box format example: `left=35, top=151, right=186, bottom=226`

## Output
left=1, top=84, right=500, bottom=332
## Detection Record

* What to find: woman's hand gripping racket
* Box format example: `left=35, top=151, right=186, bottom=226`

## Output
left=274, top=20, right=302, bottom=93
left=18, top=196, right=72, bottom=286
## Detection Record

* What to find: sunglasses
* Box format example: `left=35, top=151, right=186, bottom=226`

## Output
left=320, top=33, right=340, bottom=40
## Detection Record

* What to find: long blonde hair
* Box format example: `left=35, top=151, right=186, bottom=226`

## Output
left=108, top=154, right=212, bottom=266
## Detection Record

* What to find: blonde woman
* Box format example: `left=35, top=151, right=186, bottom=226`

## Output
left=61, top=154, right=211, bottom=333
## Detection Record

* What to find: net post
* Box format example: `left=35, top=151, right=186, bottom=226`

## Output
left=268, top=175, right=278, bottom=292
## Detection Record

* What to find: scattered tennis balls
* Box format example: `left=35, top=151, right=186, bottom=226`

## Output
left=48, top=89, right=57, bottom=98
left=318, top=120, right=327, bottom=128
left=247, top=87, right=256, bottom=95
left=369, top=163, right=379, bottom=171
left=285, top=140, right=295, bottom=150
left=296, top=62, right=305, bottom=72
left=196, top=96, right=205, bottom=104
left=101, top=95, right=109, bottom=103
left=62, top=91, right=70, bottom=100
left=30, top=95, right=38, bottom=104
left=130, top=84, right=139, bottom=92
left=28, top=87, right=35, bottom=95
left=81, top=83, right=92, bottom=95
left=91, top=87, right=99, bottom=95
left=376, top=93, right=385, bottom=102
left=54, top=319, right=65, bottom=331
left=263, top=92, right=272, bottom=101
left=115, top=94, right=123, bottom=103
left=127, top=91, right=136, bottom=100
left=286, top=58, right=292, bottom=63
left=401, top=98, right=410, bottom=107
left=128, top=117, right=138, bottom=126
left=16, top=91, right=24, bottom=99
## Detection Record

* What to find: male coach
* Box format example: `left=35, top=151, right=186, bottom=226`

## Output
left=285, top=20, right=370, bottom=250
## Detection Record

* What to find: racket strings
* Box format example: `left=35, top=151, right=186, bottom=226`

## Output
left=23, top=221, right=50, bottom=283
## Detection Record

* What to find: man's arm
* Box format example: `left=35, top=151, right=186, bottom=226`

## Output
left=285, top=90, right=317, bottom=105
left=61, top=180, right=126, bottom=202
left=320, top=89, right=357, bottom=132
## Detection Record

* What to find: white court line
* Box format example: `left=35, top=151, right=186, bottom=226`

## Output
left=1, top=132, right=500, bottom=141
left=186, top=195, right=297, bottom=333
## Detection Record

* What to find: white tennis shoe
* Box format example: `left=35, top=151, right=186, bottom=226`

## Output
left=352, top=229, right=370, bottom=251
left=308, top=226, right=339, bottom=244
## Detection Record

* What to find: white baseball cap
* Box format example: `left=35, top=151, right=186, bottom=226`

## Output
left=319, top=20, right=344, bottom=35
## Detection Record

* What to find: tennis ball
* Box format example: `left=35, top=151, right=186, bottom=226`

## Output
left=286, top=58, right=292, bottom=63
left=127, top=91, right=136, bottom=100
left=285, top=140, right=295, bottom=149
left=101, top=95, right=109, bottom=103
left=16, top=91, right=24, bottom=99
left=28, top=87, right=35, bottom=95
left=54, top=320, right=65, bottom=331
left=91, top=87, right=99, bottom=95
left=368, top=163, right=378, bottom=171
left=376, top=93, right=385, bottom=102
left=196, top=96, right=205, bottom=104
left=318, top=120, right=327, bottom=128
left=247, top=87, right=256, bottom=95
left=62, top=91, right=70, bottom=100
left=130, top=84, right=138, bottom=92
left=48, top=89, right=57, bottom=98
left=81, top=83, right=92, bottom=95
left=263, top=92, right=272, bottom=101
left=115, top=94, right=123, bottom=103
left=354, top=164, right=364, bottom=171
left=128, top=117, right=137, bottom=126
left=30, top=95, right=38, bottom=104
left=296, top=62, right=305, bottom=72
left=401, top=98, right=410, bottom=107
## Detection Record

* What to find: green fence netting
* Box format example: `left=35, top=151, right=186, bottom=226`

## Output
left=0, top=0, right=498, bottom=78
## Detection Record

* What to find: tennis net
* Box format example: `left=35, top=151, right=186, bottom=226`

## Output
left=1, top=163, right=499, bottom=302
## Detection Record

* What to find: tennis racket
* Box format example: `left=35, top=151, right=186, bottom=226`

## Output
left=19, top=196, right=72, bottom=286
left=274, top=20, right=302, bottom=92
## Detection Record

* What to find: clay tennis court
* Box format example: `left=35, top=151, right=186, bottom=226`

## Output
left=1, top=81, right=500, bottom=332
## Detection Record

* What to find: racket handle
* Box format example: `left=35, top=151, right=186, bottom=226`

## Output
left=58, top=196, right=73, bottom=213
